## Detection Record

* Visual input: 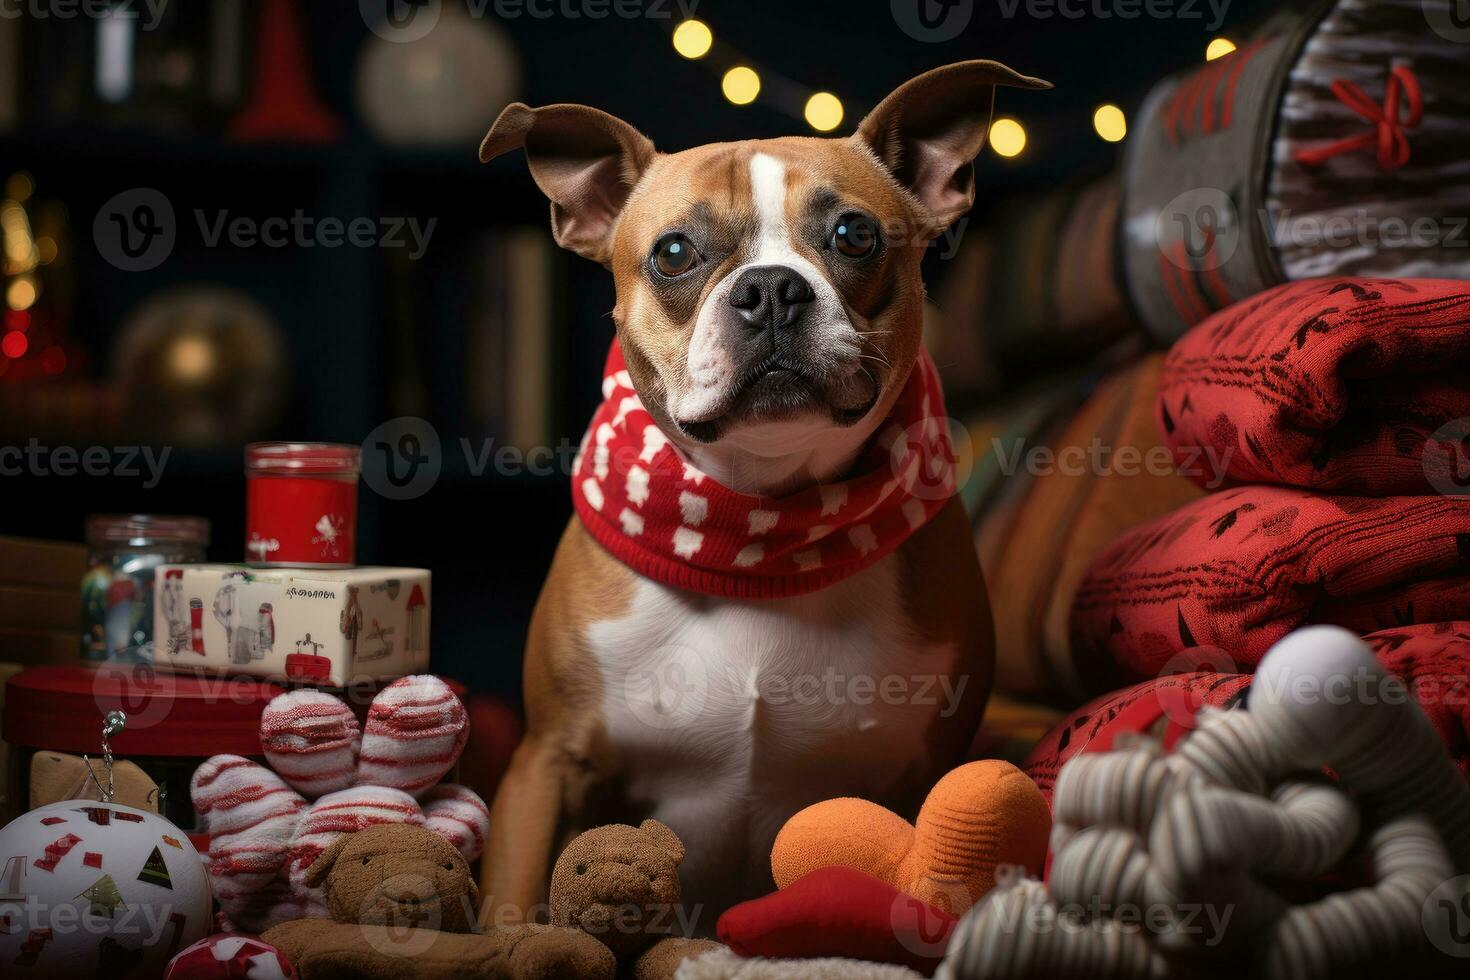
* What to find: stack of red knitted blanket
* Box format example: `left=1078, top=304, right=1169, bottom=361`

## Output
left=1072, top=278, right=1470, bottom=681
left=1157, top=278, right=1470, bottom=494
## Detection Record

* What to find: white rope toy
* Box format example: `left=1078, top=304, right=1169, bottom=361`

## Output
left=939, top=626, right=1470, bottom=979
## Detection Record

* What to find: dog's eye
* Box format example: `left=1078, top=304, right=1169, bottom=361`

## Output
left=361, top=855, right=371, bottom=866
left=651, top=233, right=701, bottom=278
left=831, top=213, right=879, bottom=259
left=575, top=863, right=588, bottom=876
left=443, top=861, right=454, bottom=871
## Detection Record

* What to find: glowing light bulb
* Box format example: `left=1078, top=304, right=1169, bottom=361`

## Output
left=5, top=277, right=37, bottom=311
left=804, top=92, right=844, bottom=132
left=672, top=19, right=712, bottom=59
left=1093, top=104, right=1127, bottom=142
left=722, top=66, right=760, bottom=106
left=989, top=118, right=1027, bottom=158
left=169, top=335, right=216, bottom=383
left=1, top=330, right=27, bottom=359
left=1206, top=38, right=1237, bottom=61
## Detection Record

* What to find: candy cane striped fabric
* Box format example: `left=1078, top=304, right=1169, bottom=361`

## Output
left=260, top=690, right=362, bottom=798
left=193, top=675, right=489, bottom=932
left=355, top=676, right=470, bottom=797
left=421, top=783, right=491, bottom=860
left=190, top=756, right=307, bottom=931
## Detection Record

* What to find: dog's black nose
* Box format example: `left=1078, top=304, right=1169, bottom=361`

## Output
left=728, top=265, right=816, bottom=332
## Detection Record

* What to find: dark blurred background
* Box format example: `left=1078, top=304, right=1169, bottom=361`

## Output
left=0, top=0, right=1280, bottom=702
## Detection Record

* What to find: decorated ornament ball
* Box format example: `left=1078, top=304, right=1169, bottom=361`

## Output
left=166, top=934, right=296, bottom=980
left=0, top=800, right=213, bottom=978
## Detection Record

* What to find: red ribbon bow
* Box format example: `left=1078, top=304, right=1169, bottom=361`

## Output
left=1295, top=64, right=1422, bottom=172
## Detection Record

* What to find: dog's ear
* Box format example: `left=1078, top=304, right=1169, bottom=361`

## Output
left=305, top=835, right=351, bottom=889
left=481, top=102, right=657, bottom=265
left=854, top=61, right=1051, bottom=234
left=639, top=819, right=685, bottom=864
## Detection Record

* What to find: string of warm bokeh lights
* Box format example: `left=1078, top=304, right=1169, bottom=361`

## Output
left=0, top=171, right=67, bottom=376
left=672, top=18, right=1235, bottom=159
left=2, top=23, right=1246, bottom=376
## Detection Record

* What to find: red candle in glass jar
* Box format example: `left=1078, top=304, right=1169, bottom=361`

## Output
left=245, top=443, right=360, bottom=567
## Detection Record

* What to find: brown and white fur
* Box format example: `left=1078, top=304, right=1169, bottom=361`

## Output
left=477, top=62, right=1049, bottom=929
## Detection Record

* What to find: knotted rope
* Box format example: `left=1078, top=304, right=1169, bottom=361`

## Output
left=939, top=626, right=1470, bottom=979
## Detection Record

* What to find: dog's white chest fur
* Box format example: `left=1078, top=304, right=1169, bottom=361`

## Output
left=585, top=554, right=957, bottom=916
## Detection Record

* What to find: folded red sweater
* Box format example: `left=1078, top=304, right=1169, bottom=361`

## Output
left=1025, top=622, right=1470, bottom=804
left=1157, top=277, right=1470, bottom=495
left=1070, top=487, right=1470, bottom=681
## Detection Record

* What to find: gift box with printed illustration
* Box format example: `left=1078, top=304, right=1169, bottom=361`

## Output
left=152, top=565, right=430, bottom=686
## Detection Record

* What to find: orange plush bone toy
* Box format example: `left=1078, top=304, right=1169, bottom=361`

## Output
left=771, top=760, right=1050, bottom=911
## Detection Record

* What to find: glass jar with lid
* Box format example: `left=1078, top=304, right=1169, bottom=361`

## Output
left=82, top=515, right=209, bottom=662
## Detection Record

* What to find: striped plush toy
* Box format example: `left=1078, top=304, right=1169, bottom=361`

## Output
left=190, top=676, right=490, bottom=933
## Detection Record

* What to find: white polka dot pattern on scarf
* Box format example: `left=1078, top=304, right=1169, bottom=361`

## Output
left=571, top=341, right=957, bottom=598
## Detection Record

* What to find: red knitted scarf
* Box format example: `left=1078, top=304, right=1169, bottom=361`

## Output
left=571, top=341, right=956, bottom=599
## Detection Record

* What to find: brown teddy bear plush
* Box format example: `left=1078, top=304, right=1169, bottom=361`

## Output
left=548, top=820, right=722, bottom=980
left=262, top=824, right=615, bottom=980
left=308, top=821, right=480, bottom=932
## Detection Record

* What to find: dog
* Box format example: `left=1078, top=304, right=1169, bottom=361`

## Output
left=477, top=61, right=1050, bottom=928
